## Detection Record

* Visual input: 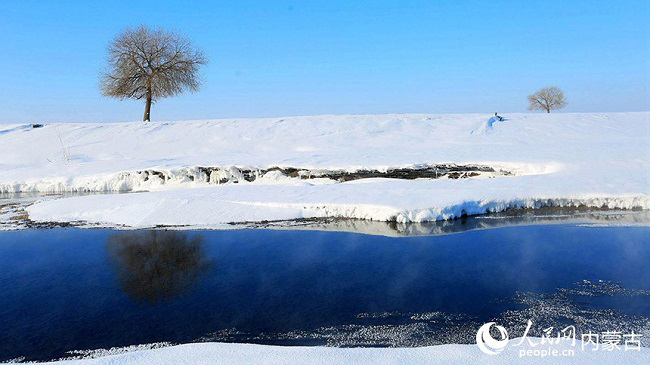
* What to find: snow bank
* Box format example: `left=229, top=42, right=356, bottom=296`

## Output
left=0, top=112, right=647, bottom=227
left=0, top=164, right=510, bottom=194
left=25, top=177, right=649, bottom=227
left=11, top=339, right=650, bottom=365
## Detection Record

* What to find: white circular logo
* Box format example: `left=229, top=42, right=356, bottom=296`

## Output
left=476, top=322, right=509, bottom=355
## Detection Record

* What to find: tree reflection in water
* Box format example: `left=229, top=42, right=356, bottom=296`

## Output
left=106, top=230, right=212, bottom=304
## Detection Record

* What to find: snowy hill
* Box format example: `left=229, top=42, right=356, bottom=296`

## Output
left=0, top=112, right=648, bottom=228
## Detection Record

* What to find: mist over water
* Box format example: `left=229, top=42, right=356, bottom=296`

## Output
left=0, top=224, right=649, bottom=361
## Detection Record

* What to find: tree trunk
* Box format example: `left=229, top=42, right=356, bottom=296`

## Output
left=546, top=109, right=550, bottom=113
left=143, top=88, right=152, bottom=122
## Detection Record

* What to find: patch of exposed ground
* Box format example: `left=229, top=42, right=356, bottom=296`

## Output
left=1, top=163, right=513, bottom=194
left=150, top=163, right=511, bottom=185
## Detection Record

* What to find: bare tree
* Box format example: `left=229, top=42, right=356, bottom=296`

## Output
left=100, top=26, right=207, bottom=121
left=527, top=86, right=567, bottom=113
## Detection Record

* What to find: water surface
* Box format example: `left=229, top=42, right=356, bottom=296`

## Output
left=0, top=224, right=649, bottom=361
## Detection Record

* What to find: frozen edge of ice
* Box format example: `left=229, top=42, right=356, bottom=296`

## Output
left=22, top=193, right=650, bottom=230
left=0, top=162, right=546, bottom=194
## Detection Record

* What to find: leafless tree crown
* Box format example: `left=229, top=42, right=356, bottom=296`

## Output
left=100, top=26, right=207, bottom=121
left=527, top=86, right=567, bottom=113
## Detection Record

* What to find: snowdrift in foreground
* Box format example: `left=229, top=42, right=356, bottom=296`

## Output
left=1, top=112, right=647, bottom=227
left=15, top=339, right=650, bottom=365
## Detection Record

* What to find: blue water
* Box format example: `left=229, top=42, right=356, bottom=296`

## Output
left=0, top=225, right=649, bottom=361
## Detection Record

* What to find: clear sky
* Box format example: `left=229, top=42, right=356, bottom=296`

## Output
left=0, top=0, right=648, bottom=123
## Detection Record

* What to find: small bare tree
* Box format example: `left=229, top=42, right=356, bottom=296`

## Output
left=527, top=86, right=567, bottom=113
left=100, top=26, right=207, bottom=121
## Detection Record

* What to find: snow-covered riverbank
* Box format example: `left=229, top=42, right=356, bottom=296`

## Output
left=1, top=112, right=647, bottom=228
left=10, top=339, right=650, bottom=365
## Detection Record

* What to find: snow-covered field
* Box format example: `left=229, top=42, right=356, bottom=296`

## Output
left=11, top=339, right=650, bottom=365
left=0, top=112, right=648, bottom=228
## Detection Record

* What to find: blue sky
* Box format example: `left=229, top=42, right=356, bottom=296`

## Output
left=0, top=0, right=648, bottom=123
